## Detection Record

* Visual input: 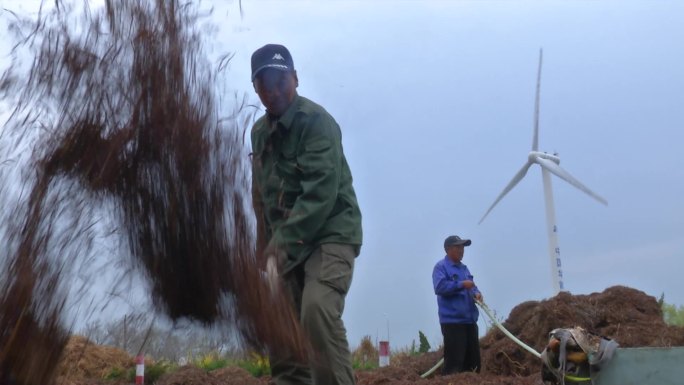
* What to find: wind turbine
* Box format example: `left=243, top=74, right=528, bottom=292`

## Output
left=479, top=50, right=607, bottom=295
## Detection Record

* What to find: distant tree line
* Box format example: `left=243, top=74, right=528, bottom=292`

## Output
left=80, top=312, right=234, bottom=362
left=659, top=294, right=684, bottom=327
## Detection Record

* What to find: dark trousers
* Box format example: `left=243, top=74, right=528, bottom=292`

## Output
left=440, top=323, right=481, bottom=375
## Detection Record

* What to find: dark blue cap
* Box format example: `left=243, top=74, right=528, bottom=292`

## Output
left=444, top=235, right=471, bottom=249
left=251, top=44, right=295, bottom=81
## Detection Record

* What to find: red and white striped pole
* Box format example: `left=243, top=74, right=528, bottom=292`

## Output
left=135, top=354, right=145, bottom=385
left=378, top=341, right=390, bottom=367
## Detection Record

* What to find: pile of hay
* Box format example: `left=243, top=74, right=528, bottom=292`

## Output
left=210, top=366, right=265, bottom=385
left=480, top=285, right=684, bottom=376
left=56, top=336, right=133, bottom=381
left=155, top=366, right=223, bottom=385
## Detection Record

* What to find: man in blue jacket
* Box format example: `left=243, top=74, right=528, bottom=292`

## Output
left=432, top=235, right=483, bottom=374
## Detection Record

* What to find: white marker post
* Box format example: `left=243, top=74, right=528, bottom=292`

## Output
left=379, top=341, right=390, bottom=367
left=135, top=354, right=145, bottom=385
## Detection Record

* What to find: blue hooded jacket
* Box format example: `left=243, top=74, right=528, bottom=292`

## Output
left=432, top=256, right=480, bottom=324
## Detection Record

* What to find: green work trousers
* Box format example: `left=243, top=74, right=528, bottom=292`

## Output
left=271, top=243, right=357, bottom=385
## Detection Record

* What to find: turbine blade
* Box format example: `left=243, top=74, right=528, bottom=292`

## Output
left=536, top=157, right=608, bottom=205
left=479, top=162, right=533, bottom=224
left=532, top=49, right=543, bottom=152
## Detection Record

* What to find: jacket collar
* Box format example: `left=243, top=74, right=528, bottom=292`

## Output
left=267, top=93, right=300, bottom=131
left=444, top=255, right=463, bottom=266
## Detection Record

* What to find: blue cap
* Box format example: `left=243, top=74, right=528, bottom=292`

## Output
left=444, top=235, right=471, bottom=249
left=251, top=44, right=295, bottom=81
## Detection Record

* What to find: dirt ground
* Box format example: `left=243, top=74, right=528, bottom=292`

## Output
left=55, top=285, right=684, bottom=385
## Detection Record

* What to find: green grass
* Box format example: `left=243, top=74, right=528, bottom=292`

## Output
left=352, top=359, right=378, bottom=371
left=233, top=353, right=271, bottom=377
left=103, top=367, right=126, bottom=380
left=198, top=357, right=228, bottom=372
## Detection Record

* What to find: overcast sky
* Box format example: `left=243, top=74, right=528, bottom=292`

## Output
left=2, top=0, right=683, bottom=351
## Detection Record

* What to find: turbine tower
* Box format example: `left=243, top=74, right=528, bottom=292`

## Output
left=479, top=50, right=607, bottom=295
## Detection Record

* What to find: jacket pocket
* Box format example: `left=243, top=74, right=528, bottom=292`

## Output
left=317, top=243, right=355, bottom=294
left=274, top=155, right=302, bottom=206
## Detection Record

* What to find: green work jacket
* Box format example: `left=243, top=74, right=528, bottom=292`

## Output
left=251, top=94, right=362, bottom=273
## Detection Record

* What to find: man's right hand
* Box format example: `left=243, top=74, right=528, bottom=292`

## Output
left=264, top=248, right=287, bottom=294
left=461, top=280, right=475, bottom=289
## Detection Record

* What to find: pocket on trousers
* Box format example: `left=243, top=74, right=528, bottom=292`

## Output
left=318, top=244, right=354, bottom=294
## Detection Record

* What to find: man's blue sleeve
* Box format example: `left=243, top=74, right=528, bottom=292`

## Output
left=466, top=266, right=481, bottom=296
left=433, top=262, right=463, bottom=296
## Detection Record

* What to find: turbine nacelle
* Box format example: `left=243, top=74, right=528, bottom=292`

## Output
left=529, top=151, right=560, bottom=165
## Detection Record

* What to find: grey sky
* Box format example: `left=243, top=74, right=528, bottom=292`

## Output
left=2, top=0, right=683, bottom=350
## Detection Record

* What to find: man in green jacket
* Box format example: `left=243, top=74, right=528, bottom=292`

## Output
left=250, top=43, right=363, bottom=385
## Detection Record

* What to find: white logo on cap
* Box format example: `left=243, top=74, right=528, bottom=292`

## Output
left=272, top=53, right=285, bottom=60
